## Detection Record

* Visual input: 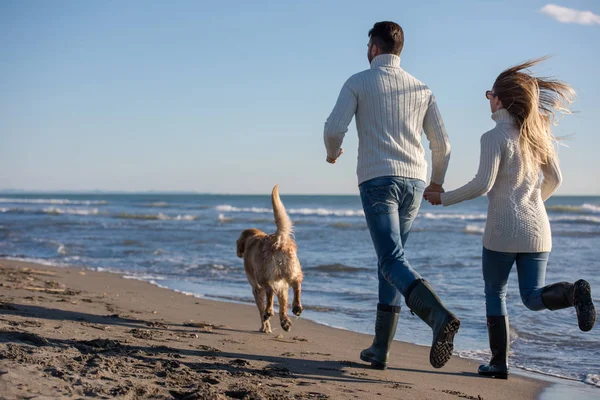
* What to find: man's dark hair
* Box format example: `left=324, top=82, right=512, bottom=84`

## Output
left=368, top=21, right=404, bottom=55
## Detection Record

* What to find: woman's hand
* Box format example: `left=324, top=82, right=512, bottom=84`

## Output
left=326, top=148, right=344, bottom=164
left=423, top=191, right=442, bottom=205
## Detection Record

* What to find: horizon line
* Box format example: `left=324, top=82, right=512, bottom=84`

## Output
left=0, top=190, right=599, bottom=197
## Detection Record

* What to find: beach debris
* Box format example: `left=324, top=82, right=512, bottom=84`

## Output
left=146, top=320, right=169, bottom=329
left=20, top=268, right=57, bottom=277
left=292, top=336, right=308, bottom=342
left=441, top=390, right=484, bottom=400
left=129, top=328, right=153, bottom=340
left=183, top=321, right=221, bottom=330
left=230, top=359, right=250, bottom=367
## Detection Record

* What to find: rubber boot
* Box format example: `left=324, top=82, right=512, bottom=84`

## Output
left=478, top=315, right=509, bottom=379
left=541, top=280, right=596, bottom=332
left=360, top=304, right=400, bottom=370
left=405, top=279, right=460, bottom=368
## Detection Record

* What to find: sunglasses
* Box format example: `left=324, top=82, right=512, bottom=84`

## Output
left=486, top=90, right=498, bottom=100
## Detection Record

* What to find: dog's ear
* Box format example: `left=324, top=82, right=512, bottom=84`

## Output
left=236, top=236, right=245, bottom=258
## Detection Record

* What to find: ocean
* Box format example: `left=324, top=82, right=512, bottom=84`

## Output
left=0, top=193, right=598, bottom=388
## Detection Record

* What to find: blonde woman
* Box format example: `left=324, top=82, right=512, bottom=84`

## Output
left=424, top=58, right=596, bottom=379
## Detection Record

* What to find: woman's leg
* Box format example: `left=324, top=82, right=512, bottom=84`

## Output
left=515, top=252, right=549, bottom=311
left=517, top=252, right=596, bottom=331
left=479, top=248, right=515, bottom=379
left=482, top=248, right=515, bottom=316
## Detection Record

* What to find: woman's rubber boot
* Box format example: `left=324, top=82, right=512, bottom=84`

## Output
left=478, top=315, right=509, bottom=379
left=541, top=280, right=596, bottom=332
left=405, top=279, right=460, bottom=368
left=360, top=304, right=400, bottom=370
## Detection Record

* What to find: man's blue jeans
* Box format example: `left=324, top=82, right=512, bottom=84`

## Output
left=482, top=247, right=549, bottom=316
left=359, top=176, right=425, bottom=307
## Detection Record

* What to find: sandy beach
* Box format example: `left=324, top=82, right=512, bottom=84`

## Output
left=0, top=259, right=553, bottom=399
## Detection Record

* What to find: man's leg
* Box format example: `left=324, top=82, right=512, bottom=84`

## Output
left=359, top=176, right=408, bottom=369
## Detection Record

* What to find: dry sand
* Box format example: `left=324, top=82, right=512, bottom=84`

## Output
left=0, top=259, right=546, bottom=399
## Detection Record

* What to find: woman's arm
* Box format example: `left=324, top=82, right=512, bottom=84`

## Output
left=439, top=131, right=502, bottom=206
left=540, top=155, right=562, bottom=202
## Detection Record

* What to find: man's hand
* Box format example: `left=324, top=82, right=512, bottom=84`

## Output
left=326, top=148, right=344, bottom=164
left=424, top=191, right=442, bottom=205
left=424, top=182, right=444, bottom=194
left=423, top=182, right=444, bottom=205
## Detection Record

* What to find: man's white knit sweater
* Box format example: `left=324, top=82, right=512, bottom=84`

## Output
left=441, top=109, right=562, bottom=253
left=324, top=54, right=451, bottom=185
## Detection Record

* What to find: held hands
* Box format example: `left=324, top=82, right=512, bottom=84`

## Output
left=423, top=182, right=444, bottom=206
left=326, top=148, right=344, bottom=164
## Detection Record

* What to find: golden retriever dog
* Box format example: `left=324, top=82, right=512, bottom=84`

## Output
left=236, top=185, right=303, bottom=333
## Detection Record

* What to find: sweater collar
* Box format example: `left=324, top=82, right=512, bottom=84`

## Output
left=492, top=108, right=516, bottom=125
left=370, top=54, right=401, bottom=69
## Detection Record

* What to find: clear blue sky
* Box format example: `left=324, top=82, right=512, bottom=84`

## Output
left=1, top=1, right=599, bottom=194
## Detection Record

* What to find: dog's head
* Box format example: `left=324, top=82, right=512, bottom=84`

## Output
left=236, top=228, right=262, bottom=258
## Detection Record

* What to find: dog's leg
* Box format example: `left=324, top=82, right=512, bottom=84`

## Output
left=291, top=279, right=303, bottom=317
left=277, top=284, right=292, bottom=332
left=252, top=287, right=271, bottom=333
left=263, top=285, right=275, bottom=324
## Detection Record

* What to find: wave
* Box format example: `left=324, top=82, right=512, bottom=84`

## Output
left=139, top=202, right=169, bottom=208
left=215, top=204, right=364, bottom=217
left=308, top=263, right=371, bottom=274
left=43, top=207, right=100, bottom=216
left=0, top=198, right=107, bottom=205
left=547, top=203, right=600, bottom=215
left=464, top=224, right=484, bottom=235
left=549, top=215, right=600, bottom=225
left=328, top=222, right=366, bottom=230
left=114, top=212, right=197, bottom=221
left=420, top=212, right=487, bottom=221
left=218, top=214, right=233, bottom=223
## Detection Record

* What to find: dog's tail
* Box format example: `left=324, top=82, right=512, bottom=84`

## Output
left=272, top=184, right=293, bottom=246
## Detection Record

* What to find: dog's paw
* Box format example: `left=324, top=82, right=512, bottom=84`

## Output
left=260, top=321, right=272, bottom=333
left=292, top=304, right=303, bottom=316
left=281, top=318, right=292, bottom=332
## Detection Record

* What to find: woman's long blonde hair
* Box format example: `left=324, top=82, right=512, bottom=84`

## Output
left=493, top=57, right=575, bottom=172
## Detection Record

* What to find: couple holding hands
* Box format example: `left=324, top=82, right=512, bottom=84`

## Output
left=323, top=21, right=596, bottom=379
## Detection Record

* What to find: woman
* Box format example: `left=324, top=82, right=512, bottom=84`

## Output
left=424, top=58, right=596, bottom=379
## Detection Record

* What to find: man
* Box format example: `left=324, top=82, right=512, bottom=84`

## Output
left=323, top=21, right=459, bottom=370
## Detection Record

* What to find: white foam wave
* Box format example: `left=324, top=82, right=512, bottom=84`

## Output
left=57, top=244, right=68, bottom=255
left=114, top=212, right=197, bottom=221
left=582, top=203, right=600, bottom=213
left=547, top=203, right=600, bottom=214
left=464, top=224, right=485, bottom=234
left=43, top=207, right=100, bottom=216
left=218, top=214, right=233, bottom=222
left=122, top=274, right=167, bottom=281
left=0, top=198, right=107, bottom=205
left=420, top=212, right=487, bottom=221
left=215, top=204, right=364, bottom=217
left=550, top=215, right=600, bottom=225
left=0, top=208, right=8, bottom=213
left=584, top=374, right=600, bottom=388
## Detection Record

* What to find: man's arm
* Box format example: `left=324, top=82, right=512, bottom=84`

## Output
left=423, top=94, right=451, bottom=187
left=324, top=78, right=357, bottom=163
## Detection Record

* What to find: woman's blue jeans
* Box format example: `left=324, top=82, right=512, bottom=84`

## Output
left=482, top=247, right=549, bottom=316
left=359, top=176, right=425, bottom=307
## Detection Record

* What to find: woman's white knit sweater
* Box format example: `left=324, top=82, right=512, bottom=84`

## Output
left=441, top=109, right=562, bottom=253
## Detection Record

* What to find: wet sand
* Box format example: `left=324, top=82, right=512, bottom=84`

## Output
left=0, top=259, right=546, bottom=399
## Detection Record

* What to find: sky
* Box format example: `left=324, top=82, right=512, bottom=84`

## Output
left=1, top=1, right=599, bottom=195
